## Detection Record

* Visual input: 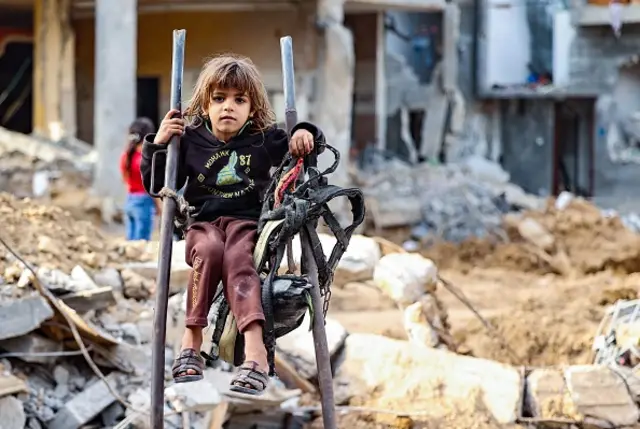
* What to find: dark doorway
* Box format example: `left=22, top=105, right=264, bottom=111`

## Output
left=552, top=99, right=595, bottom=197
left=137, top=76, right=159, bottom=130
left=0, top=41, right=33, bottom=134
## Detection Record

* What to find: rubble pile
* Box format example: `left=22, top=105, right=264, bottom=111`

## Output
left=3, top=174, right=640, bottom=427
left=355, top=155, right=542, bottom=242
left=0, top=192, right=153, bottom=275
left=424, top=195, right=640, bottom=276
left=0, top=126, right=101, bottom=223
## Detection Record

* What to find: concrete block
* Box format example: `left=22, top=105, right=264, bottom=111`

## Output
left=165, top=377, right=222, bottom=413
left=0, top=295, right=54, bottom=341
left=525, top=368, right=578, bottom=419
left=122, top=261, right=189, bottom=296
left=0, top=396, right=26, bottom=429
left=277, top=316, right=347, bottom=380
left=60, top=287, right=116, bottom=314
left=565, top=365, right=639, bottom=427
left=47, top=372, right=122, bottom=429
left=0, top=333, right=63, bottom=364
left=337, top=334, right=522, bottom=424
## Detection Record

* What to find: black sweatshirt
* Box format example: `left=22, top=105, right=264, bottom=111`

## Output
left=140, top=120, right=324, bottom=223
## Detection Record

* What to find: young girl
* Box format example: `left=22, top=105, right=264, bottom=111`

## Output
left=140, top=54, right=320, bottom=394
left=120, top=117, right=159, bottom=241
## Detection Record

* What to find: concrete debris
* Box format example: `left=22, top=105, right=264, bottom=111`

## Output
left=279, top=234, right=381, bottom=286
left=525, top=368, right=577, bottom=420
left=0, top=295, right=53, bottom=341
left=0, top=333, right=62, bottom=364
left=0, top=395, right=26, bottom=429
left=276, top=316, right=348, bottom=380
left=356, top=154, right=543, bottom=241
left=165, top=375, right=222, bottom=413
left=373, top=253, right=437, bottom=305
left=335, top=333, right=522, bottom=424
left=0, top=192, right=154, bottom=275
left=3, top=153, right=640, bottom=429
left=565, top=365, right=640, bottom=427
left=47, top=372, right=123, bottom=429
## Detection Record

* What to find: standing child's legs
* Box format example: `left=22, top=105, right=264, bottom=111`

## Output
left=172, top=222, right=225, bottom=383
left=123, top=195, right=136, bottom=240
left=133, top=195, right=155, bottom=241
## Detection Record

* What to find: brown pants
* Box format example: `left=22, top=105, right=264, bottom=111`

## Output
left=184, top=216, right=264, bottom=333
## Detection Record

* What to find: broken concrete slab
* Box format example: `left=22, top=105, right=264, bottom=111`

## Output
left=276, top=316, right=347, bottom=380
left=337, top=334, right=522, bottom=424
left=121, top=262, right=186, bottom=297
left=59, top=286, right=116, bottom=314
left=119, top=269, right=156, bottom=300
left=0, top=333, right=63, bottom=364
left=565, top=365, right=639, bottom=427
left=0, top=294, right=53, bottom=341
left=202, top=369, right=300, bottom=411
left=69, top=265, right=98, bottom=291
left=92, top=267, right=123, bottom=292
left=165, top=376, right=222, bottom=413
left=127, top=239, right=189, bottom=292
left=92, top=342, right=151, bottom=375
left=47, top=372, right=123, bottom=429
left=100, top=402, right=125, bottom=427
left=525, top=368, right=578, bottom=420
left=373, top=253, right=438, bottom=305
left=0, top=395, right=26, bottom=429
left=366, top=195, right=423, bottom=230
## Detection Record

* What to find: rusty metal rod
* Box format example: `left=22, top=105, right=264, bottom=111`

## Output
left=280, top=35, right=337, bottom=429
left=150, top=29, right=186, bottom=429
left=301, top=229, right=338, bottom=428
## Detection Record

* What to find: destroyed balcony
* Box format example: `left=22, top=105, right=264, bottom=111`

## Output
left=573, top=0, right=640, bottom=26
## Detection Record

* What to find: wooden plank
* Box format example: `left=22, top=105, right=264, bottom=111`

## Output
left=208, top=402, right=229, bottom=429
left=0, top=372, right=28, bottom=398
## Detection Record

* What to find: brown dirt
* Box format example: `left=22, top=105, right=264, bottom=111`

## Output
left=0, top=192, right=152, bottom=276
left=341, top=197, right=640, bottom=369
left=306, top=389, right=525, bottom=429
left=446, top=269, right=640, bottom=366
left=422, top=198, right=640, bottom=276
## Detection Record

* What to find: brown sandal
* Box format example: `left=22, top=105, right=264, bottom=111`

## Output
left=229, top=361, right=269, bottom=395
left=172, top=348, right=204, bottom=383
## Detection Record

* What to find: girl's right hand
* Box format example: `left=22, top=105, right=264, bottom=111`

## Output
left=153, top=109, right=185, bottom=145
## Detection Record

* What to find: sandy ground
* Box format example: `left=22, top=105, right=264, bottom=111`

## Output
left=319, top=198, right=640, bottom=428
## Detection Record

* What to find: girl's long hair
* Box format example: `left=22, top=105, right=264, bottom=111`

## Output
left=184, top=54, right=276, bottom=133
left=124, top=117, right=155, bottom=178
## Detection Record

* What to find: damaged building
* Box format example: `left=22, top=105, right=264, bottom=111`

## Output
left=0, top=0, right=451, bottom=214
left=475, top=0, right=640, bottom=213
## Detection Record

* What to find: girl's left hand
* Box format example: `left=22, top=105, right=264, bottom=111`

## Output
left=289, top=129, right=314, bottom=157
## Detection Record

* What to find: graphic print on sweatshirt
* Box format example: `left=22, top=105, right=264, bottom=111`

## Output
left=216, top=152, right=242, bottom=186
left=196, top=149, right=256, bottom=199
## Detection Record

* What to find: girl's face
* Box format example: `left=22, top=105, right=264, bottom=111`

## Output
left=207, top=88, right=252, bottom=142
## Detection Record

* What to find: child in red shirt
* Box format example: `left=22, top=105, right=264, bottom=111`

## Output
left=120, top=117, right=158, bottom=240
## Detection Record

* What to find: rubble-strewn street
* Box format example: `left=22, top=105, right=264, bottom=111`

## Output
left=6, top=0, right=640, bottom=425
left=5, top=140, right=640, bottom=428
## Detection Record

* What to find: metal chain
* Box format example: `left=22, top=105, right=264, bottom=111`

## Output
left=322, top=288, right=332, bottom=318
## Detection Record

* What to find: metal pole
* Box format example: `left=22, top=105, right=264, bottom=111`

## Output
left=280, top=35, right=337, bottom=429
left=150, top=29, right=186, bottom=429
left=300, top=230, right=338, bottom=428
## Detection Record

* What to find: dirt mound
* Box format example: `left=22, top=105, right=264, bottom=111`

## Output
left=0, top=192, right=152, bottom=275
left=452, top=270, right=640, bottom=366
left=424, top=198, right=640, bottom=276
left=423, top=239, right=546, bottom=275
